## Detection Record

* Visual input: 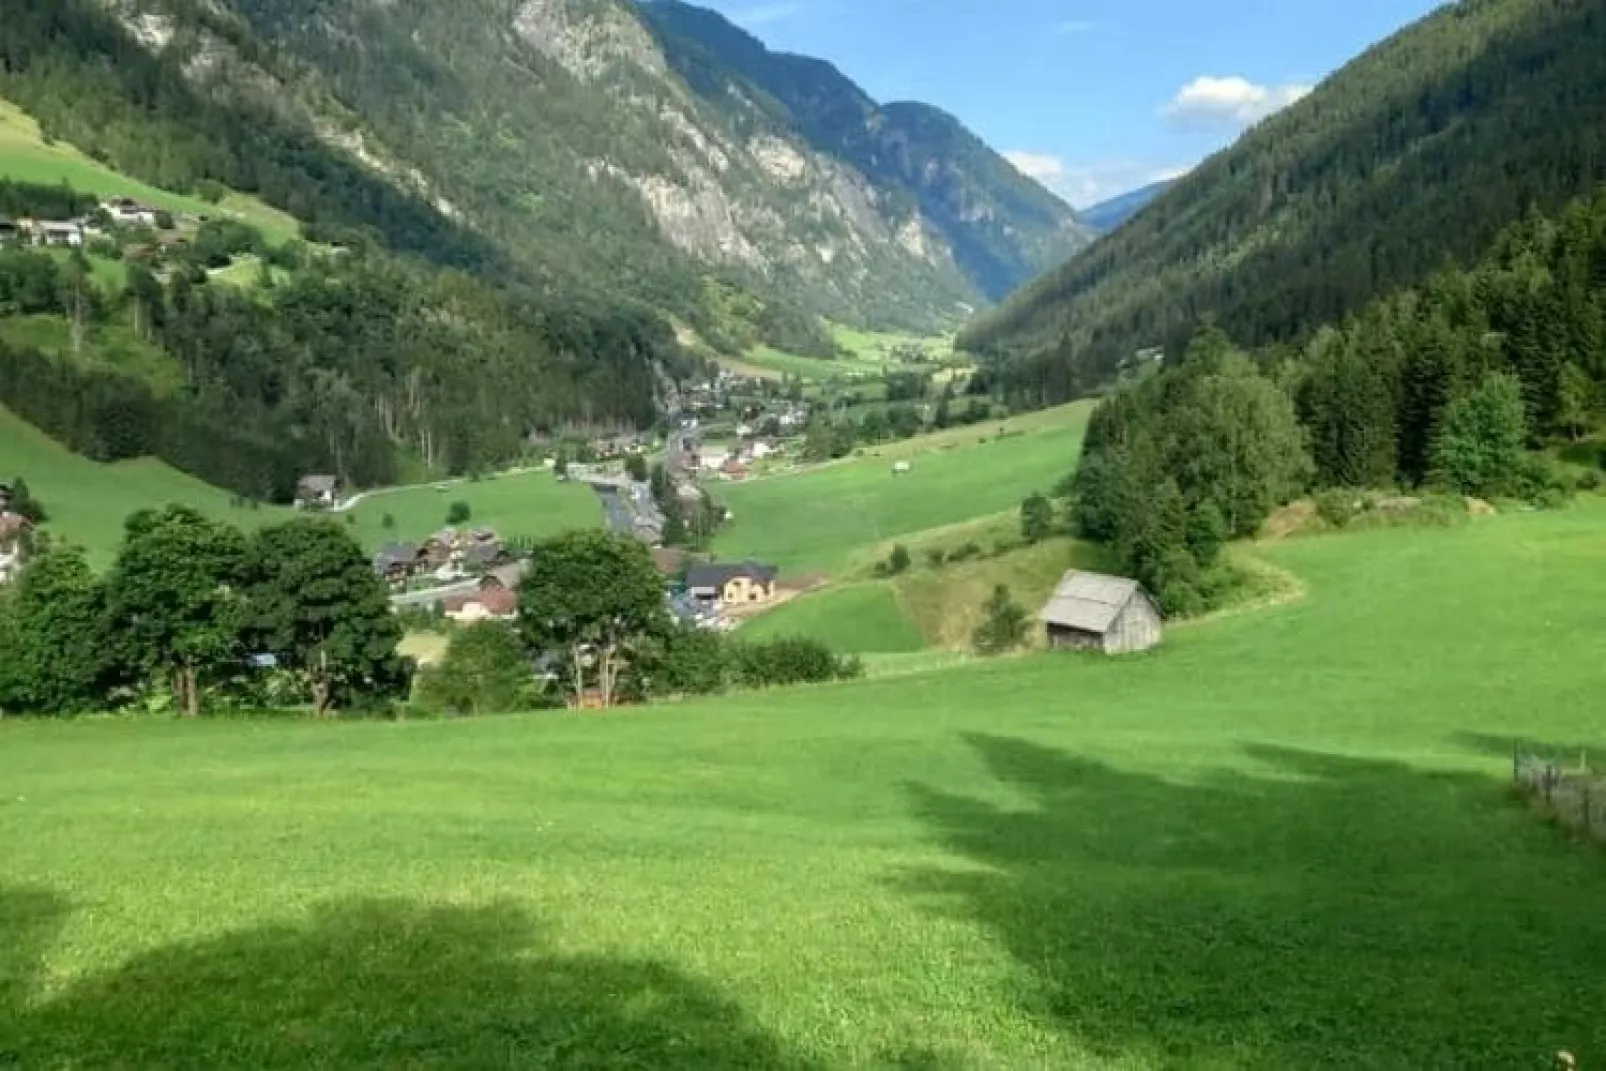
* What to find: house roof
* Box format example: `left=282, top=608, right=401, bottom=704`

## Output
left=444, top=587, right=518, bottom=616
left=483, top=560, right=530, bottom=590
left=298, top=475, right=339, bottom=493
left=1038, top=571, right=1150, bottom=634
left=374, top=543, right=421, bottom=569
left=686, top=560, right=777, bottom=590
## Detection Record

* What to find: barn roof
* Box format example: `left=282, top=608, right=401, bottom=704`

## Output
left=1038, top=570, right=1147, bottom=634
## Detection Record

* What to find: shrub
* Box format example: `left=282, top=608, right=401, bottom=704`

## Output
left=949, top=541, right=983, bottom=563
left=446, top=500, right=472, bottom=525
left=886, top=544, right=911, bottom=575
left=924, top=548, right=947, bottom=569
left=730, top=637, right=861, bottom=689
left=1577, top=469, right=1602, bottom=493
left=1313, top=488, right=1361, bottom=529
left=381, top=512, right=396, bottom=529
left=972, top=585, right=1029, bottom=655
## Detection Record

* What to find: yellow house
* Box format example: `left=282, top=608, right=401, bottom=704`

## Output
left=687, top=561, right=778, bottom=605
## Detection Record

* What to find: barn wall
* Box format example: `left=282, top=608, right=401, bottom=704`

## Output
left=1047, top=624, right=1102, bottom=651
left=1103, top=598, right=1163, bottom=654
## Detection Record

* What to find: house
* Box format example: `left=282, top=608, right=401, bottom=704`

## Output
left=27, top=220, right=85, bottom=247
left=892, top=460, right=912, bottom=475
left=697, top=445, right=731, bottom=472
left=720, top=458, right=750, bottom=482
left=373, top=543, right=424, bottom=583
left=750, top=440, right=778, bottom=461
left=481, top=559, right=530, bottom=592
left=0, top=512, right=33, bottom=585
left=686, top=561, right=778, bottom=605
left=442, top=586, right=518, bottom=623
left=1038, top=570, right=1163, bottom=655
left=294, top=475, right=341, bottom=510
left=102, top=197, right=161, bottom=227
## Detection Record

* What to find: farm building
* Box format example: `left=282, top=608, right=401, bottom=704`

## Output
left=1038, top=570, right=1163, bottom=655
left=687, top=561, right=777, bottom=605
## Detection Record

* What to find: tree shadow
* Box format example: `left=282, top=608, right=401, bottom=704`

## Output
left=2, top=896, right=817, bottom=1070
left=902, top=734, right=1606, bottom=1067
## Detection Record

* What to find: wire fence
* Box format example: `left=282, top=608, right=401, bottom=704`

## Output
left=1511, top=741, right=1606, bottom=842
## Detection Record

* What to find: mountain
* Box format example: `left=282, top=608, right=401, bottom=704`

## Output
left=961, top=0, right=1606, bottom=401
left=7, top=0, right=1084, bottom=353
left=1079, top=181, right=1173, bottom=234
left=635, top=0, right=1094, bottom=303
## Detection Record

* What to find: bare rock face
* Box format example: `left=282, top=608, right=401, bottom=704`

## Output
left=512, top=0, right=667, bottom=82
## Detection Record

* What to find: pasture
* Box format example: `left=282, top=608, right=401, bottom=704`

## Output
left=0, top=97, right=301, bottom=244
left=4, top=502, right=1606, bottom=1066
left=740, top=581, right=926, bottom=653
left=342, top=469, right=601, bottom=550
left=0, top=404, right=290, bottom=567
left=712, top=401, right=1092, bottom=574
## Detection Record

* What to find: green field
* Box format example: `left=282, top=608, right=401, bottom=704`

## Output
left=0, top=313, right=181, bottom=393
left=712, top=401, right=1092, bottom=574
left=4, top=502, right=1606, bottom=1065
left=740, top=582, right=927, bottom=653
left=0, top=405, right=290, bottom=567
left=0, top=97, right=301, bottom=244
left=343, top=469, right=602, bottom=550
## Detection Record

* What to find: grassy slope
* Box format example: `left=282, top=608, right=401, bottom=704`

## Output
left=712, top=401, right=1092, bottom=574
left=5, top=504, right=1606, bottom=1065
left=0, top=405, right=290, bottom=567
left=343, top=470, right=602, bottom=551
left=740, top=582, right=927, bottom=654
left=893, top=537, right=1100, bottom=650
left=0, top=313, right=181, bottom=394
left=0, top=98, right=301, bottom=244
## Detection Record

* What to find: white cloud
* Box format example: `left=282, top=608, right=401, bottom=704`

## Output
left=730, top=2, right=804, bottom=28
left=1004, top=152, right=1191, bottom=209
left=1162, top=75, right=1312, bottom=128
left=1055, top=18, right=1096, bottom=34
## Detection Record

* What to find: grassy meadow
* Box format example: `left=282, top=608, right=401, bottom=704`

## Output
left=342, top=469, right=602, bottom=550
left=740, top=582, right=927, bottom=653
left=4, top=501, right=1606, bottom=1066
left=712, top=401, right=1092, bottom=574
left=0, top=97, right=301, bottom=244
left=0, top=404, right=291, bottom=567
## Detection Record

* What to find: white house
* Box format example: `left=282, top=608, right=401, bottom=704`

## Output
left=750, top=441, right=777, bottom=460
left=28, top=220, right=85, bottom=247
left=697, top=445, right=731, bottom=471
left=102, top=197, right=162, bottom=227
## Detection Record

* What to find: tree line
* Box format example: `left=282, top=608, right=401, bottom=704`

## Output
left=1067, top=182, right=1606, bottom=614
left=0, top=238, right=688, bottom=500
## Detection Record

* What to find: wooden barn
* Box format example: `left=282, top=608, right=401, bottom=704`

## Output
left=1038, top=570, right=1163, bottom=655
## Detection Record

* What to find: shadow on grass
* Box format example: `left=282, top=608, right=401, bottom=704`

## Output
left=0, top=896, right=816, bottom=1070
left=903, top=735, right=1606, bottom=1067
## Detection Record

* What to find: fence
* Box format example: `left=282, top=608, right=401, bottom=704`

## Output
left=1512, top=742, right=1606, bottom=842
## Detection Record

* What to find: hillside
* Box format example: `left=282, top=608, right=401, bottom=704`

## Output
left=1078, top=180, right=1172, bottom=233
left=7, top=501, right=1606, bottom=1064
left=3, top=0, right=1082, bottom=355
left=962, top=0, right=1606, bottom=400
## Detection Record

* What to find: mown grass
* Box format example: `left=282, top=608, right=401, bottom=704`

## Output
left=712, top=401, right=1092, bottom=574
left=343, top=469, right=601, bottom=550
left=4, top=503, right=1606, bottom=1066
left=741, top=582, right=927, bottom=653
left=0, top=97, right=301, bottom=244
left=0, top=404, right=290, bottom=567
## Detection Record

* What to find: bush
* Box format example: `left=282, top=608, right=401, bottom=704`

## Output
left=652, top=623, right=728, bottom=697
left=446, top=500, right=472, bottom=525
left=730, top=637, right=861, bottom=689
left=885, top=544, right=911, bottom=575
left=972, top=585, right=1029, bottom=655
left=1577, top=469, right=1602, bottom=493
left=949, top=541, right=983, bottom=563
left=1313, top=488, right=1361, bottom=529
left=924, top=548, right=947, bottom=569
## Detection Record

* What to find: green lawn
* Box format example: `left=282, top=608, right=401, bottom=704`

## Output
left=343, top=469, right=602, bottom=550
left=4, top=502, right=1606, bottom=1066
left=712, top=401, right=1092, bottom=574
left=0, top=97, right=301, bottom=244
left=0, top=404, right=291, bottom=567
left=741, top=582, right=927, bottom=653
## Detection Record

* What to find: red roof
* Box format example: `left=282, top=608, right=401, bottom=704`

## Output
left=0, top=512, right=33, bottom=539
left=444, top=587, right=518, bottom=617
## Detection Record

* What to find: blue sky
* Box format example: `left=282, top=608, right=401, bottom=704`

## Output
left=687, top=0, right=1444, bottom=207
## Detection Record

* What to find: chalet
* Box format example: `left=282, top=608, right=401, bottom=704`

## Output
left=442, top=586, right=518, bottom=623
left=102, top=197, right=161, bottom=227
left=1038, top=571, right=1163, bottom=655
left=294, top=475, right=341, bottom=510
left=373, top=543, right=424, bottom=583
left=27, top=220, right=85, bottom=247
left=687, top=560, right=778, bottom=605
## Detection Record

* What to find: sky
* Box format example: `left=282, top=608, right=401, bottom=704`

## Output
left=686, top=0, right=1444, bottom=208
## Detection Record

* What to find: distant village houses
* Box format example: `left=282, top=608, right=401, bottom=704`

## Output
left=101, top=197, right=162, bottom=227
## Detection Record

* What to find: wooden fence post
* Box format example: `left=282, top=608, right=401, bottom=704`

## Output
left=1512, top=738, right=1520, bottom=784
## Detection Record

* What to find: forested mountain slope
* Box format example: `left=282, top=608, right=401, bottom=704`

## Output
left=961, top=0, right=1606, bottom=402
left=7, top=0, right=1081, bottom=350
left=1079, top=181, right=1173, bottom=234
